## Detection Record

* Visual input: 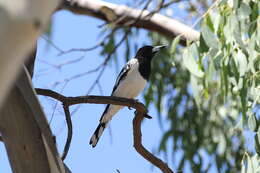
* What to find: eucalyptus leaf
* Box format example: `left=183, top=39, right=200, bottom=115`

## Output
left=255, top=133, right=260, bottom=155
left=170, top=35, right=181, bottom=55
left=257, top=128, right=260, bottom=149
left=199, top=34, right=209, bottom=53
left=235, top=50, right=248, bottom=77
left=213, top=51, right=223, bottom=70
left=248, top=113, right=258, bottom=132
left=201, top=25, right=219, bottom=50
left=238, top=3, right=251, bottom=20
left=205, top=14, right=214, bottom=32
left=183, top=48, right=204, bottom=78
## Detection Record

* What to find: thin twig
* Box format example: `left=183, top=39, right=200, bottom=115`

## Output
left=40, top=35, right=64, bottom=53
left=57, top=43, right=101, bottom=56
left=97, top=81, right=104, bottom=95
left=61, top=104, right=73, bottom=161
left=46, top=0, right=174, bottom=89
left=85, top=29, right=130, bottom=95
left=114, top=0, right=153, bottom=26
left=50, top=64, right=102, bottom=87
left=49, top=81, right=69, bottom=125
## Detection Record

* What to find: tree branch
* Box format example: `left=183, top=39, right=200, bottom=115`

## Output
left=61, top=105, right=72, bottom=161
left=60, top=0, right=200, bottom=44
left=133, top=111, right=173, bottom=173
left=35, top=88, right=172, bottom=173
left=35, top=88, right=147, bottom=110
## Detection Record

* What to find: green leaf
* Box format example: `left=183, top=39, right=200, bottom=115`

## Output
left=257, top=128, right=260, bottom=149
left=222, top=64, right=229, bottom=98
left=159, top=130, right=172, bottom=152
left=223, top=20, right=233, bottom=43
left=238, top=3, right=251, bottom=20
left=201, top=25, right=219, bottom=50
left=183, top=47, right=204, bottom=78
left=190, top=75, right=202, bottom=106
left=199, top=34, right=209, bottom=53
left=254, top=132, right=260, bottom=156
left=101, top=37, right=115, bottom=55
left=212, top=12, right=221, bottom=32
left=235, top=50, right=248, bottom=77
left=213, top=51, right=223, bottom=70
left=241, top=153, right=256, bottom=173
left=205, top=14, right=214, bottom=32
left=248, top=113, right=258, bottom=132
left=170, top=35, right=181, bottom=55
left=249, top=2, right=258, bottom=35
left=240, top=78, right=248, bottom=125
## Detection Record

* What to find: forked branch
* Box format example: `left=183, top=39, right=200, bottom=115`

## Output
left=35, top=88, right=173, bottom=173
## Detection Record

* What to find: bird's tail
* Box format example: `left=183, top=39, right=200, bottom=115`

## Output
left=89, top=122, right=108, bottom=148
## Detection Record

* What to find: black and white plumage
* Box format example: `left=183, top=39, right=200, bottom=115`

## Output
left=89, top=45, right=166, bottom=147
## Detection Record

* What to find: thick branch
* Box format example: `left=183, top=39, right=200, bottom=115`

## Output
left=61, top=0, right=200, bottom=44
left=35, top=88, right=147, bottom=111
left=35, top=88, right=172, bottom=173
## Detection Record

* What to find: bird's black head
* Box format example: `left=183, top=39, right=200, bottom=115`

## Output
left=135, top=45, right=167, bottom=80
left=136, top=45, right=167, bottom=60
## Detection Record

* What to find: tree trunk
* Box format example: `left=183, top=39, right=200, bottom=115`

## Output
left=0, top=67, right=70, bottom=173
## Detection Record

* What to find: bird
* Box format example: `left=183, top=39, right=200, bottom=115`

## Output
left=89, top=45, right=166, bottom=147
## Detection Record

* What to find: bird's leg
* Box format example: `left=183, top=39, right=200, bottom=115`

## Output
left=129, top=98, right=139, bottom=110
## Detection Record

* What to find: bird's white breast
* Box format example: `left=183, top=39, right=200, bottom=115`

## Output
left=112, top=59, right=147, bottom=98
left=101, top=59, right=147, bottom=123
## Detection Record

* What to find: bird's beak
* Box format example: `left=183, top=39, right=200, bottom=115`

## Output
left=152, top=45, right=167, bottom=54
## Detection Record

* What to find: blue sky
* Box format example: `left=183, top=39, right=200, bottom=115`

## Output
left=0, top=2, right=173, bottom=173
left=1, top=1, right=257, bottom=172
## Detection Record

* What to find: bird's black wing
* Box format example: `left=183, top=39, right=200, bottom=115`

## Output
left=99, top=62, right=131, bottom=122
left=111, top=62, right=131, bottom=94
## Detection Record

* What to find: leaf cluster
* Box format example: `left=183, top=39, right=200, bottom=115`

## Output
left=145, top=0, right=259, bottom=172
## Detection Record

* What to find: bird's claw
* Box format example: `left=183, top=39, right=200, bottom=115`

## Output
left=128, top=106, right=132, bottom=110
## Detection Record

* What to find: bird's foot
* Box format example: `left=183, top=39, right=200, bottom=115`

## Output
left=128, top=106, right=132, bottom=110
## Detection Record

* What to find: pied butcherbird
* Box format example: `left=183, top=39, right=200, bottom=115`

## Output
left=89, top=45, right=166, bottom=147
